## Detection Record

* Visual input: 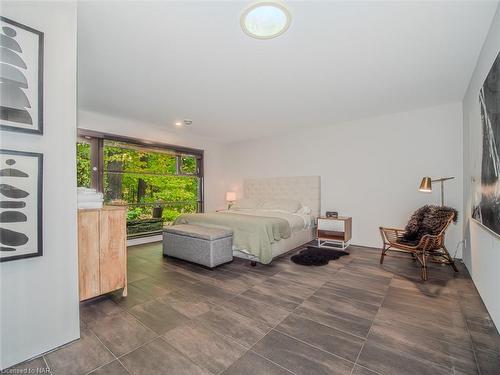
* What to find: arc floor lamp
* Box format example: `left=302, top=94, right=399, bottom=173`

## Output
left=419, top=176, right=455, bottom=206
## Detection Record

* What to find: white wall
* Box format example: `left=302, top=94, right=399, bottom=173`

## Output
left=223, top=103, right=464, bottom=254
left=77, top=110, right=227, bottom=213
left=0, top=1, right=79, bottom=369
left=462, top=4, right=500, bottom=328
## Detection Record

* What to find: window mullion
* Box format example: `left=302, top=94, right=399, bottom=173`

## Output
left=175, top=155, right=181, bottom=175
left=96, top=138, right=104, bottom=193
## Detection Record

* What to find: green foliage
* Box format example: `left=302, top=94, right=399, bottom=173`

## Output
left=76, top=140, right=200, bottom=235
left=126, top=207, right=144, bottom=221
left=181, top=156, right=197, bottom=174
left=76, top=141, right=200, bottom=235
left=162, top=202, right=198, bottom=222
left=76, top=142, right=91, bottom=188
left=103, top=143, right=198, bottom=201
left=127, top=218, right=164, bottom=236
left=103, top=142, right=177, bottom=175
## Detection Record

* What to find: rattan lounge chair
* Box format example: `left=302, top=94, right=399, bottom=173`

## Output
left=379, top=207, right=458, bottom=280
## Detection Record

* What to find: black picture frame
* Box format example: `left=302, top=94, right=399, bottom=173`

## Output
left=0, top=16, right=44, bottom=135
left=0, top=149, right=43, bottom=262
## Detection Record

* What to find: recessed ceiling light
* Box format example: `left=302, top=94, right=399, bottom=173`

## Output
left=241, top=2, right=291, bottom=40
left=175, top=121, right=182, bottom=126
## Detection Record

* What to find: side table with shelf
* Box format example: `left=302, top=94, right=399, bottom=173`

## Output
left=316, top=216, right=352, bottom=250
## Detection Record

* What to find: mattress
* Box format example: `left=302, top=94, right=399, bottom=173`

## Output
left=233, top=227, right=313, bottom=261
left=220, top=209, right=313, bottom=263
left=217, top=209, right=312, bottom=233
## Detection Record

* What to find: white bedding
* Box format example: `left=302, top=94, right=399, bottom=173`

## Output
left=218, top=209, right=312, bottom=233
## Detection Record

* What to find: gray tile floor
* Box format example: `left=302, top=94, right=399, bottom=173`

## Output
left=8, top=242, right=500, bottom=375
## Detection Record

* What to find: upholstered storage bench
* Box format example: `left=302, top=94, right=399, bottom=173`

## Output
left=163, top=224, right=233, bottom=268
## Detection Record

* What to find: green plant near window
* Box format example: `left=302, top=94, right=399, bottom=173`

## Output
left=126, top=207, right=143, bottom=221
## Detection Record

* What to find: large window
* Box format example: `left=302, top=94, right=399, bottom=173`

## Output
left=76, top=131, right=203, bottom=238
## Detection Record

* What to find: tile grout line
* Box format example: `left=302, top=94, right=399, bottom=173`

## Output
left=349, top=270, right=394, bottom=375
left=85, top=323, right=134, bottom=375
left=194, top=302, right=282, bottom=374
left=115, top=357, right=133, bottom=375
left=41, top=247, right=334, bottom=372
left=212, top=253, right=333, bottom=307
left=73, top=244, right=493, bottom=375
left=241, top=350, right=297, bottom=375
left=458, top=293, right=483, bottom=375
left=367, top=301, right=478, bottom=353
left=83, top=358, right=117, bottom=375
left=122, top=306, right=165, bottom=336
left=273, top=328, right=359, bottom=366
left=270, top=254, right=390, bottom=369
left=115, top=275, right=279, bottom=375
left=474, top=346, right=500, bottom=360
left=115, top=336, right=160, bottom=362
left=350, top=269, right=475, bottom=375
left=217, top=250, right=339, bottom=375
left=154, top=335, right=214, bottom=374
left=85, top=309, right=160, bottom=375
left=278, top=307, right=370, bottom=342
left=41, top=356, right=52, bottom=375
left=166, top=296, right=291, bottom=375
left=344, top=258, right=386, bottom=375
left=241, top=261, right=347, bottom=374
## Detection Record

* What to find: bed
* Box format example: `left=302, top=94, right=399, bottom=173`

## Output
left=174, top=176, right=320, bottom=264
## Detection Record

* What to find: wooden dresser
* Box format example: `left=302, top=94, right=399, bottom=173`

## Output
left=78, top=206, right=127, bottom=301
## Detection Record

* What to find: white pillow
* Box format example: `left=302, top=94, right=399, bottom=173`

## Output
left=260, top=199, right=302, bottom=213
left=231, top=198, right=260, bottom=210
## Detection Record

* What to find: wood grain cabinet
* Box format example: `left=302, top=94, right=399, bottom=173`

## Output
left=78, top=206, right=127, bottom=301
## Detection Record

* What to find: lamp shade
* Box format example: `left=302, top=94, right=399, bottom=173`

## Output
left=226, top=191, right=236, bottom=201
left=419, top=177, right=432, bottom=192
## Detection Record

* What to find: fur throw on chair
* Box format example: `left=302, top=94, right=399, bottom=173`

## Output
left=401, top=205, right=458, bottom=244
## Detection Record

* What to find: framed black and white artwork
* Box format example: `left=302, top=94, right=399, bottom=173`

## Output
left=0, top=149, right=43, bottom=262
left=471, top=51, right=500, bottom=237
left=0, top=16, right=44, bottom=134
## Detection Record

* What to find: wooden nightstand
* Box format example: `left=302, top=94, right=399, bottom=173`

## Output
left=316, top=216, right=352, bottom=250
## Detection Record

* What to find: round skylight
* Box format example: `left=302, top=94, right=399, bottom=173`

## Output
left=241, top=2, right=291, bottom=40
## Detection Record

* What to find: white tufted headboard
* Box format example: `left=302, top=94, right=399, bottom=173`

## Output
left=243, top=176, right=321, bottom=219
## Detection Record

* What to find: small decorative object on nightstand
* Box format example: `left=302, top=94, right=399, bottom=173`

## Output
left=326, top=211, right=338, bottom=218
left=317, top=216, right=352, bottom=250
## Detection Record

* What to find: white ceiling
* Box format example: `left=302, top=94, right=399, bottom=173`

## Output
left=77, top=1, right=498, bottom=143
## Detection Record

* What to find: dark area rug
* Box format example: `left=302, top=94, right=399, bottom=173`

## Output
left=291, top=246, right=349, bottom=266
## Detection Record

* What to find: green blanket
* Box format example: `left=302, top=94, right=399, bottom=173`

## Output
left=173, top=212, right=291, bottom=264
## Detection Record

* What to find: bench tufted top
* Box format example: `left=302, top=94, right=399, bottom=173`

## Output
left=164, top=224, right=233, bottom=241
